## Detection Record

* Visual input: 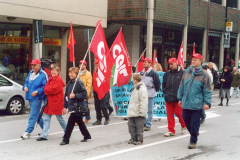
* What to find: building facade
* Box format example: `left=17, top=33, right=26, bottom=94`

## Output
left=107, top=0, right=240, bottom=71
left=0, top=0, right=108, bottom=84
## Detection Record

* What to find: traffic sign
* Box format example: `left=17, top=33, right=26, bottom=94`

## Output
left=224, top=32, right=230, bottom=48
left=226, top=22, right=233, bottom=32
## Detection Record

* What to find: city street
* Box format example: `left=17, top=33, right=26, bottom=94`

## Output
left=0, top=90, right=240, bottom=160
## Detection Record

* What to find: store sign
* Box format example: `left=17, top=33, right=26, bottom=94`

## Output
left=226, top=22, right=233, bottom=32
left=144, top=35, right=162, bottom=44
left=43, top=38, right=61, bottom=46
left=224, top=32, right=230, bottom=48
left=0, top=36, right=30, bottom=44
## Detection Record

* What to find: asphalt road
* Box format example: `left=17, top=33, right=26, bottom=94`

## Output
left=0, top=90, right=240, bottom=160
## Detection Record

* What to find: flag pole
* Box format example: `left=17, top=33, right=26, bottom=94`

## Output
left=71, top=21, right=102, bottom=93
left=134, top=48, right=147, bottom=67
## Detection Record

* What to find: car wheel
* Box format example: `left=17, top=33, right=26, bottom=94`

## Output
left=6, top=97, right=24, bottom=115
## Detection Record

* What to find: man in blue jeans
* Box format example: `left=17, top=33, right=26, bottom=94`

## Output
left=140, top=58, right=160, bottom=131
left=21, top=59, right=48, bottom=139
left=177, top=54, right=212, bottom=149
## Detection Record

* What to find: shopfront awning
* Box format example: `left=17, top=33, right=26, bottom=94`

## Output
left=208, top=32, right=222, bottom=37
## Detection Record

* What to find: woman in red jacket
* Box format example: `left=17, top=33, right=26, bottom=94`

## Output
left=36, top=65, right=67, bottom=141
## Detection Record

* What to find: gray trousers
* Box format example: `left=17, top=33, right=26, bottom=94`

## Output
left=128, top=117, right=145, bottom=141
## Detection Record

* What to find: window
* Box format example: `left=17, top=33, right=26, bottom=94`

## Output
left=227, top=0, right=237, bottom=8
left=0, top=75, right=12, bottom=86
left=210, top=0, right=222, bottom=5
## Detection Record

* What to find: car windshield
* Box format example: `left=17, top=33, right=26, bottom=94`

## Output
left=0, top=75, right=12, bottom=86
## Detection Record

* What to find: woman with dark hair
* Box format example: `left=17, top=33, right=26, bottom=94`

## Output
left=218, top=66, right=233, bottom=106
left=60, top=67, right=91, bottom=145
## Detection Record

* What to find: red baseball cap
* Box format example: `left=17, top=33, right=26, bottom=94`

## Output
left=167, top=58, right=177, bottom=63
left=94, top=60, right=99, bottom=64
left=79, top=60, right=87, bottom=65
left=30, top=59, right=41, bottom=65
left=143, top=58, right=152, bottom=63
left=191, top=53, right=203, bottom=61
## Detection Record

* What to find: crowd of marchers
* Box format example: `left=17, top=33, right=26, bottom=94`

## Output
left=20, top=53, right=238, bottom=149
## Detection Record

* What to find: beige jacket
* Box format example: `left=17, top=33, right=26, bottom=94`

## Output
left=78, top=69, right=92, bottom=101
left=127, top=82, right=148, bottom=118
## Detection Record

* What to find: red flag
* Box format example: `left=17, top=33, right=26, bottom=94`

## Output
left=110, top=28, right=132, bottom=87
left=137, top=55, right=145, bottom=72
left=193, top=42, right=196, bottom=55
left=67, top=21, right=76, bottom=62
left=152, top=49, right=158, bottom=67
left=90, top=20, right=113, bottom=100
left=177, top=41, right=184, bottom=69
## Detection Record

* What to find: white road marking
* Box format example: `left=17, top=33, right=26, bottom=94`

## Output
left=230, top=102, right=240, bottom=106
left=158, top=123, right=179, bottom=129
left=212, top=94, right=219, bottom=96
left=0, top=121, right=128, bottom=144
left=84, top=131, right=207, bottom=160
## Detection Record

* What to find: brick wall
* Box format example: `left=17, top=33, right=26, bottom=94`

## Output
left=209, top=2, right=225, bottom=31
left=190, top=0, right=208, bottom=28
left=155, top=0, right=188, bottom=25
left=228, top=8, right=240, bottom=33
left=108, top=0, right=146, bottom=20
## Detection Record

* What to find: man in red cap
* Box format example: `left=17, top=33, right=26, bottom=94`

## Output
left=177, top=53, right=212, bottom=149
left=92, top=60, right=110, bottom=125
left=162, top=58, right=186, bottom=137
left=77, top=60, right=93, bottom=124
left=140, top=57, right=160, bottom=131
left=21, top=59, right=48, bottom=139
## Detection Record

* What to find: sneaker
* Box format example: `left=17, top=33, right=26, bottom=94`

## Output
left=181, top=127, right=187, bottom=134
left=144, top=127, right=151, bottom=131
left=104, top=119, right=110, bottom=125
left=164, top=132, right=175, bottom=137
left=188, top=143, right=196, bottom=149
left=21, top=132, right=31, bottom=139
left=218, top=103, right=223, bottom=106
left=201, top=118, right=205, bottom=124
left=128, top=139, right=136, bottom=144
left=36, top=137, right=48, bottom=141
left=84, top=118, right=91, bottom=123
left=92, top=120, right=101, bottom=125
left=123, top=117, right=128, bottom=120
left=134, top=140, right=142, bottom=145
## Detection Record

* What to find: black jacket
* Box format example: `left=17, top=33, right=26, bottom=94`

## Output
left=209, top=68, right=218, bottom=84
left=162, top=66, right=183, bottom=102
left=220, top=71, right=233, bottom=89
left=64, top=78, right=87, bottom=112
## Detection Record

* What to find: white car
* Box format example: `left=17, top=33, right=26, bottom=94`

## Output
left=0, top=74, right=28, bottom=114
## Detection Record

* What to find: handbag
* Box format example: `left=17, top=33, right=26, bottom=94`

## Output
left=74, top=102, right=88, bottom=116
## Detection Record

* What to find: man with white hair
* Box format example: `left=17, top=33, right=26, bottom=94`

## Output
left=230, top=67, right=240, bottom=98
left=208, top=62, right=218, bottom=91
left=21, top=59, right=48, bottom=139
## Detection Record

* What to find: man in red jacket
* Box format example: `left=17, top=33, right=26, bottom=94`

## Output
left=92, top=60, right=110, bottom=125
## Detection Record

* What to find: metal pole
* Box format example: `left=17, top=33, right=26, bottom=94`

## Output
left=134, top=48, right=147, bottom=67
left=205, top=0, right=210, bottom=62
left=36, top=21, right=40, bottom=59
left=146, top=0, right=154, bottom=59
left=88, top=29, right=91, bottom=73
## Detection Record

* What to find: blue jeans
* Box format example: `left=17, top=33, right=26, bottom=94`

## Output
left=26, top=100, right=44, bottom=133
left=144, top=97, right=155, bottom=128
left=230, top=87, right=239, bottom=97
left=41, top=114, right=67, bottom=139
left=182, top=109, right=202, bottom=144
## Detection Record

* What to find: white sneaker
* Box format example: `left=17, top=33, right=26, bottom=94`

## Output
left=164, top=132, right=175, bottom=137
left=181, top=127, right=187, bottom=134
left=21, top=132, right=31, bottom=139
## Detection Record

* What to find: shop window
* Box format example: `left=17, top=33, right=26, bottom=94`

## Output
left=210, top=0, right=222, bottom=5
left=42, top=26, right=61, bottom=66
left=0, top=23, right=30, bottom=81
left=227, top=0, right=237, bottom=8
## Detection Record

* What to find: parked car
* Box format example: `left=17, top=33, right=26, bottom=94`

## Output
left=0, top=63, right=11, bottom=77
left=0, top=74, right=28, bottom=114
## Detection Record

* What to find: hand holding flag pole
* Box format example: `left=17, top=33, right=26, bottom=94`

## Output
left=134, top=48, right=147, bottom=67
left=71, top=21, right=102, bottom=93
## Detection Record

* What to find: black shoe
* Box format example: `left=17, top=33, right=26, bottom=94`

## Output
left=218, top=103, right=223, bottom=106
left=36, top=137, right=48, bottom=141
left=226, top=104, right=229, bottom=106
left=92, top=120, right=102, bottom=125
left=60, top=139, right=69, bottom=145
left=81, top=138, right=88, bottom=142
left=104, top=119, right=110, bottom=125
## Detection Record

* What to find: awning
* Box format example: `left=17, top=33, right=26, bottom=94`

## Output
left=208, top=32, right=221, bottom=37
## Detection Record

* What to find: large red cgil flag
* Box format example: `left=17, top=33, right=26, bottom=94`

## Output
left=90, top=20, right=113, bottom=100
left=67, top=21, right=76, bottom=62
left=177, top=41, right=184, bottom=69
left=110, top=28, right=132, bottom=87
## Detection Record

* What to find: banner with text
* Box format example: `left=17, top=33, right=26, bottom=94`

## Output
left=111, top=71, right=166, bottom=117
